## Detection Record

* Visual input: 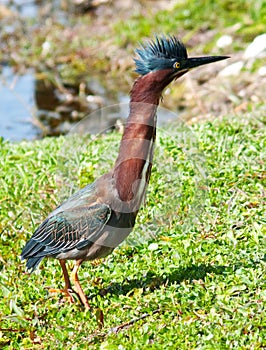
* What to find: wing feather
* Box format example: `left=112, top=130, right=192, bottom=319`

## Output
left=21, top=202, right=112, bottom=269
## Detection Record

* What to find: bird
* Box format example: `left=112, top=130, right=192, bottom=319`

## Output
left=21, top=35, right=229, bottom=309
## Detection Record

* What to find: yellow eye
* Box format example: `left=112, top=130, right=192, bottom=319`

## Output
left=174, top=62, right=180, bottom=69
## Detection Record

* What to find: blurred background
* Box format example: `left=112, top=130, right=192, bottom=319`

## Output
left=0, top=0, right=265, bottom=141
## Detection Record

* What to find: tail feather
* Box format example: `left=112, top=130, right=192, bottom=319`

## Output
left=21, top=238, right=46, bottom=272
left=25, top=256, right=44, bottom=272
left=21, top=238, right=44, bottom=257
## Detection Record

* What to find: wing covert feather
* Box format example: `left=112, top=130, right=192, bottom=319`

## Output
left=31, top=203, right=111, bottom=256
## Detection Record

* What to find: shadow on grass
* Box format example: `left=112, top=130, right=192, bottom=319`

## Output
left=97, top=263, right=227, bottom=298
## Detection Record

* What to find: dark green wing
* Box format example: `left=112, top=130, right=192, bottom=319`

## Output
left=21, top=193, right=111, bottom=271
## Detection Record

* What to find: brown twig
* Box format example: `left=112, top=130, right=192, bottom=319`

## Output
left=108, top=309, right=160, bottom=334
left=86, top=309, right=161, bottom=343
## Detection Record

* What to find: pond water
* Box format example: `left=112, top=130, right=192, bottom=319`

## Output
left=1, top=0, right=39, bottom=141
left=1, top=0, right=36, bottom=17
left=0, top=66, right=179, bottom=142
left=0, top=1, right=179, bottom=142
left=0, top=67, right=39, bottom=141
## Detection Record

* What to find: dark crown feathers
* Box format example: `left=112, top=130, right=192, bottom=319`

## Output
left=135, top=35, right=188, bottom=75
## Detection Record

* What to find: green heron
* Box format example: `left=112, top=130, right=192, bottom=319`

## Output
left=21, top=35, right=228, bottom=309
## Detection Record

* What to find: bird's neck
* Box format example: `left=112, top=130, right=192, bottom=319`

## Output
left=113, top=73, right=163, bottom=208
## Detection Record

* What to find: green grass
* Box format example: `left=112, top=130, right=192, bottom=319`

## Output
left=0, top=114, right=265, bottom=349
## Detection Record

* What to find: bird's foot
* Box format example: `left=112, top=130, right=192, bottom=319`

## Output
left=48, top=287, right=77, bottom=304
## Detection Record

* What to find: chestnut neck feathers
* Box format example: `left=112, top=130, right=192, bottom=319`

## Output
left=113, top=70, right=170, bottom=206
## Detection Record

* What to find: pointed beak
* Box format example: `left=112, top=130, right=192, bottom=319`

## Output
left=186, top=56, right=230, bottom=70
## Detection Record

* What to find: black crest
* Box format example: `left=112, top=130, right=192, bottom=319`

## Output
left=135, top=35, right=188, bottom=75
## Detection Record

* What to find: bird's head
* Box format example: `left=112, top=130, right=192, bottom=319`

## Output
left=134, top=35, right=229, bottom=82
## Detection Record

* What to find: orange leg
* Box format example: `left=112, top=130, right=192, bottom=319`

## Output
left=49, top=259, right=75, bottom=304
left=71, top=260, right=91, bottom=310
left=60, top=259, right=72, bottom=290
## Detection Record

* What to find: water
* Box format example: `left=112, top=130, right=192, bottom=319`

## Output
left=0, top=0, right=39, bottom=141
left=0, top=0, right=180, bottom=142
left=0, top=67, right=39, bottom=141
left=1, top=0, right=38, bottom=17
left=0, top=67, right=179, bottom=141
